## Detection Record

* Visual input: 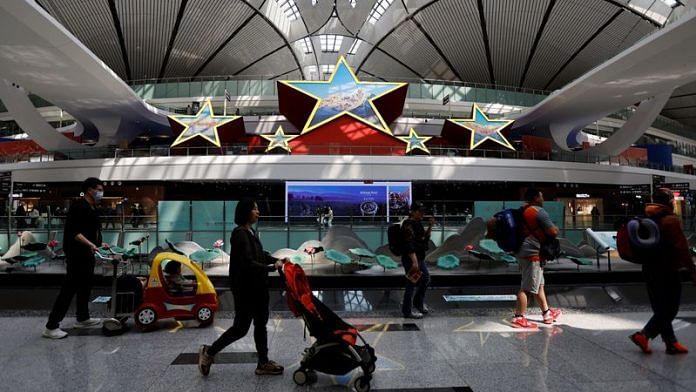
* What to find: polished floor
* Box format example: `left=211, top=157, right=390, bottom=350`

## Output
left=2, top=286, right=696, bottom=391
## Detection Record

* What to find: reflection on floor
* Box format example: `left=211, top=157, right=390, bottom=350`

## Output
left=2, top=284, right=696, bottom=391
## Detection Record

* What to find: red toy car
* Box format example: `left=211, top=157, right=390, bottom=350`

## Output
left=134, top=252, right=218, bottom=331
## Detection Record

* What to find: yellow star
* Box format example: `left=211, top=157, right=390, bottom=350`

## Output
left=448, top=104, right=515, bottom=150
left=260, top=126, right=299, bottom=152
left=279, top=56, right=407, bottom=135
left=168, top=99, right=239, bottom=147
left=397, top=128, right=432, bottom=154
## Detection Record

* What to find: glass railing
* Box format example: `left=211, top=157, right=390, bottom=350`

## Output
left=2, top=210, right=692, bottom=276
left=129, top=78, right=549, bottom=108
left=2, top=144, right=693, bottom=175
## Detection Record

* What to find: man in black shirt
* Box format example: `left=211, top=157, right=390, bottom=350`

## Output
left=44, top=177, right=106, bottom=339
left=15, top=202, right=27, bottom=230
left=401, top=201, right=433, bottom=319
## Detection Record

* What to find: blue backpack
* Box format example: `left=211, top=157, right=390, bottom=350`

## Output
left=490, top=207, right=528, bottom=252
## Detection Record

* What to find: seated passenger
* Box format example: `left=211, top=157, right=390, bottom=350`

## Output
left=163, top=261, right=196, bottom=296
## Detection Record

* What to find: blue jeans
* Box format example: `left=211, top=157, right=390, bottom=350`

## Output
left=401, top=257, right=430, bottom=315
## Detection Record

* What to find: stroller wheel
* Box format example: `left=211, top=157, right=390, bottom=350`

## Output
left=354, top=375, right=371, bottom=392
left=366, top=361, right=376, bottom=374
left=307, top=370, right=318, bottom=384
left=293, top=369, right=308, bottom=386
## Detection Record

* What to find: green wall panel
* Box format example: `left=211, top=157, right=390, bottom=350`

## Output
left=192, top=201, right=224, bottom=231
left=158, top=201, right=190, bottom=231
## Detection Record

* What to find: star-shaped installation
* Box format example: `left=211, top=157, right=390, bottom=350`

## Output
left=448, top=104, right=515, bottom=150
left=168, top=100, right=239, bottom=147
left=260, top=126, right=299, bottom=152
left=398, top=128, right=432, bottom=154
left=279, top=56, right=406, bottom=135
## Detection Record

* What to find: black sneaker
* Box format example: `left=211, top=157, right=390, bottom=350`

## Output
left=255, top=360, right=284, bottom=375
left=415, top=304, right=430, bottom=314
left=403, top=311, right=423, bottom=319
left=198, top=345, right=214, bottom=376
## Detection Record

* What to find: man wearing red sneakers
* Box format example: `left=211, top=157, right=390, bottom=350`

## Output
left=511, top=188, right=561, bottom=329
left=630, top=188, right=696, bottom=355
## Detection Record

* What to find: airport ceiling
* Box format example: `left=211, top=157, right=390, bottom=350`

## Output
left=35, top=0, right=696, bottom=128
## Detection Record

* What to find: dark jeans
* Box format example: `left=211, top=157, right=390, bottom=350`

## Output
left=401, top=257, right=430, bottom=315
left=642, top=265, right=682, bottom=343
left=209, top=288, right=270, bottom=364
left=46, top=256, right=95, bottom=329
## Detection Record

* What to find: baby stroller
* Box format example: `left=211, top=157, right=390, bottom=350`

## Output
left=282, top=263, right=377, bottom=392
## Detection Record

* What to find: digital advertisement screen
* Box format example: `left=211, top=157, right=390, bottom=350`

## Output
left=285, top=181, right=412, bottom=222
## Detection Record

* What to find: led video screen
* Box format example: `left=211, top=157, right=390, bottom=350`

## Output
left=285, top=181, right=412, bottom=222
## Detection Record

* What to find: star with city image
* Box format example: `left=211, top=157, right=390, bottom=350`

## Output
left=279, top=57, right=406, bottom=135
left=168, top=100, right=239, bottom=147
left=448, top=104, right=515, bottom=150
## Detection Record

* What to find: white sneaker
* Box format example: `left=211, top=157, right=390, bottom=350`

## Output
left=43, top=328, right=68, bottom=339
left=73, top=318, right=101, bottom=328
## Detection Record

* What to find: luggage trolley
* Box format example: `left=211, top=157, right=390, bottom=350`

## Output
left=95, top=249, right=141, bottom=336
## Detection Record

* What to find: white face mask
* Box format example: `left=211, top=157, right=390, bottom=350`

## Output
left=94, top=191, right=104, bottom=203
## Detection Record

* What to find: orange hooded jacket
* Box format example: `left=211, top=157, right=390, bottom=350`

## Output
left=644, top=203, right=696, bottom=274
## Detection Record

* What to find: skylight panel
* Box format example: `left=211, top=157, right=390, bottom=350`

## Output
left=321, top=64, right=335, bottom=75
left=347, top=39, right=362, bottom=55
left=300, top=37, right=313, bottom=54
left=276, top=0, right=301, bottom=21
left=367, top=0, right=394, bottom=24
left=319, top=34, right=343, bottom=52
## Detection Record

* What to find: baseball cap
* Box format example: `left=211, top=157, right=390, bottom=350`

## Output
left=410, top=201, right=426, bottom=212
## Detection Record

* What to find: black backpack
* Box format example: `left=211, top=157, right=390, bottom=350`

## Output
left=387, top=222, right=404, bottom=256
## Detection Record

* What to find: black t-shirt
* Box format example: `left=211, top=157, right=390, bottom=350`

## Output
left=401, top=218, right=429, bottom=261
left=63, top=199, right=102, bottom=257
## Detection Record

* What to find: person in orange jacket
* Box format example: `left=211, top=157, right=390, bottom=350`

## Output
left=630, top=188, right=696, bottom=355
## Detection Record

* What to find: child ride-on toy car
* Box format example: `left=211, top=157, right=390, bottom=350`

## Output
left=134, top=252, right=218, bottom=331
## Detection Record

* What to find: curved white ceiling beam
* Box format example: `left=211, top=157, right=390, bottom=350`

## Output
left=0, top=79, right=84, bottom=150
left=0, top=0, right=170, bottom=148
left=550, top=91, right=673, bottom=158
left=513, top=8, right=696, bottom=150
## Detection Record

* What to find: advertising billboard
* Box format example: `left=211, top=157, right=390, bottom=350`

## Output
left=285, top=181, right=412, bottom=222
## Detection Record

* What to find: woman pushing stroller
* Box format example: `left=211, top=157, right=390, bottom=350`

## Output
left=198, top=198, right=288, bottom=376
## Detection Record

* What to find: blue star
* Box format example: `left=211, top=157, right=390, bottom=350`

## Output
left=448, top=104, right=515, bottom=150
left=168, top=100, right=239, bottom=147
left=280, top=57, right=406, bottom=134
left=397, top=128, right=432, bottom=154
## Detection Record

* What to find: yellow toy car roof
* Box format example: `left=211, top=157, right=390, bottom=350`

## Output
left=149, top=252, right=216, bottom=295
